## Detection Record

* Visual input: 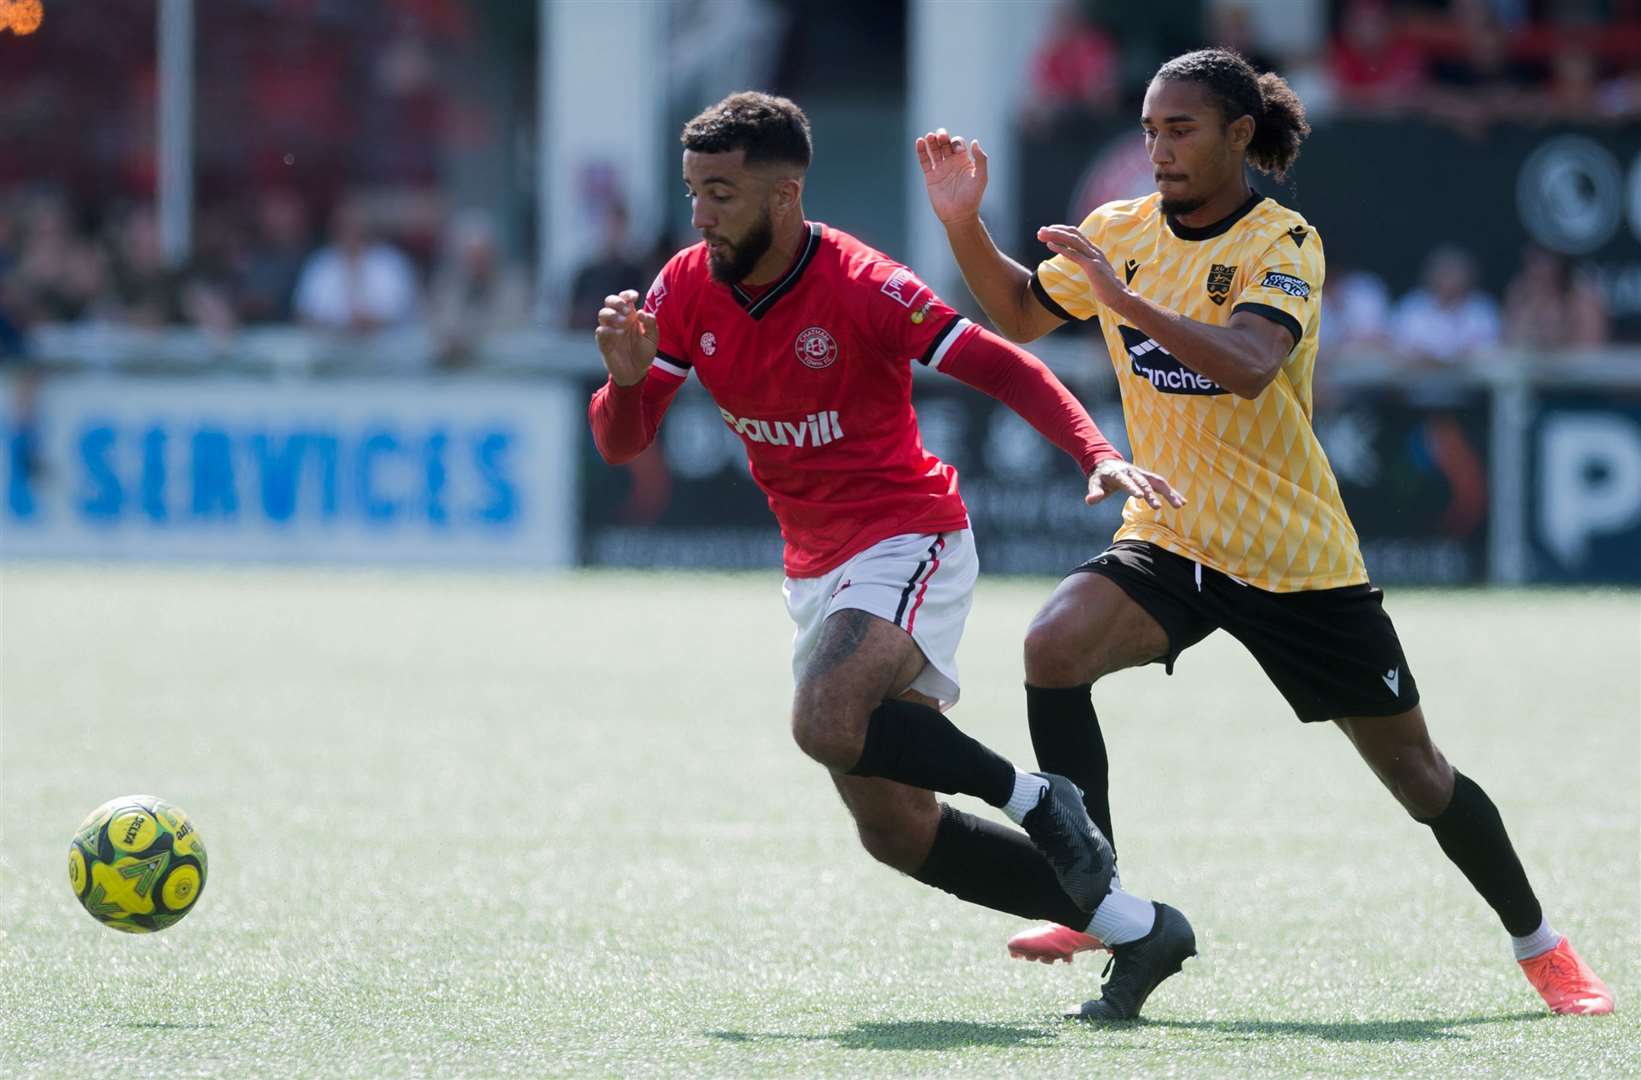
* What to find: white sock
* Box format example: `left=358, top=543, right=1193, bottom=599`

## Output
left=1087, top=886, right=1156, bottom=946
left=1511, top=918, right=1561, bottom=962
left=1001, top=770, right=1048, bottom=825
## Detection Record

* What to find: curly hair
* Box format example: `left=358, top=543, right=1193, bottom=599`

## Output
left=1153, top=48, right=1310, bottom=182
left=681, top=91, right=812, bottom=170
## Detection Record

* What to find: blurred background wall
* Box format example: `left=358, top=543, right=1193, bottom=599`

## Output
left=2, top=0, right=1638, bottom=583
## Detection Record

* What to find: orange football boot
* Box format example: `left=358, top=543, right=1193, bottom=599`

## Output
left=1007, top=923, right=1106, bottom=965
left=1519, top=937, right=1614, bottom=1015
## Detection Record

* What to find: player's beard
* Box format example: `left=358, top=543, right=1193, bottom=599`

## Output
left=1159, top=193, right=1207, bottom=218
left=706, top=210, right=774, bottom=285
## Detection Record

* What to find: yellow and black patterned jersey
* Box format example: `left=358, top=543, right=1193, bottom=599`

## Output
left=1033, top=191, right=1365, bottom=591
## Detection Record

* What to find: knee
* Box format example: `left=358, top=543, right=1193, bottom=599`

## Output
left=1024, top=611, right=1104, bottom=687
left=1383, top=746, right=1455, bottom=819
left=853, top=803, right=940, bottom=873
left=791, top=685, right=868, bottom=771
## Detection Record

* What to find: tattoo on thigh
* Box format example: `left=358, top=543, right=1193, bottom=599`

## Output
left=806, top=609, right=877, bottom=680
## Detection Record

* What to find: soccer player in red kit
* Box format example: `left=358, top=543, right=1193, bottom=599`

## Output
left=590, top=92, right=1191, bottom=966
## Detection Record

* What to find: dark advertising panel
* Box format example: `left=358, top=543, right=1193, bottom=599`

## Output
left=1527, top=392, right=1641, bottom=584
left=577, top=376, right=1129, bottom=575
left=579, top=376, right=1495, bottom=583
left=1316, top=389, right=1492, bottom=585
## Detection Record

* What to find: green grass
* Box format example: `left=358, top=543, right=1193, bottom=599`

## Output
left=2, top=566, right=1637, bottom=1078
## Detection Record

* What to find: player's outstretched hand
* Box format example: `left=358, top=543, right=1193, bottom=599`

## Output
left=1087, top=460, right=1187, bottom=511
left=918, top=128, right=988, bottom=226
left=594, top=289, right=658, bottom=388
left=1038, top=224, right=1127, bottom=310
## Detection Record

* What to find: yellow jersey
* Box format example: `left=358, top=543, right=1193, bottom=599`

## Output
left=1033, top=191, right=1366, bottom=591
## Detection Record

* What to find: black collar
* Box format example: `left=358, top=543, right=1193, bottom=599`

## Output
left=1165, top=192, right=1265, bottom=241
left=730, top=222, right=822, bottom=320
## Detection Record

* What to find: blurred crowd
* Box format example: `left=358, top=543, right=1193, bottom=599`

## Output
left=0, top=188, right=686, bottom=366
left=1024, top=0, right=1641, bottom=129
left=1323, top=243, right=1612, bottom=364
left=1, top=0, right=1636, bottom=368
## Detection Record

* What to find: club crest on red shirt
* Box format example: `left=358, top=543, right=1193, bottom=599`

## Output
left=699, top=331, right=717, bottom=356
left=795, top=326, right=838, bottom=369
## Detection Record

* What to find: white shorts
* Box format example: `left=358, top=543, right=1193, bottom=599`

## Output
left=783, top=529, right=978, bottom=708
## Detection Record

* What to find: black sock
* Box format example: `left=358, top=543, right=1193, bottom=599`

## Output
left=1415, top=770, right=1544, bottom=937
left=913, top=803, right=1090, bottom=927
left=847, top=698, right=1015, bottom=806
left=1026, top=683, right=1114, bottom=852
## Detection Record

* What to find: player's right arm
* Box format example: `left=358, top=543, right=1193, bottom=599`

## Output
left=588, top=287, right=684, bottom=465
left=917, top=129, right=1066, bottom=344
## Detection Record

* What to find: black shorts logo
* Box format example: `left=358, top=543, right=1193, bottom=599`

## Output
left=1118, top=325, right=1227, bottom=396
left=1206, top=263, right=1236, bottom=306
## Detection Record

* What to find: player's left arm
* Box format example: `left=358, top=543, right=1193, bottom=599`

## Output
left=1038, top=224, right=1320, bottom=399
left=937, top=326, right=1186, bottom=509
left=861, top=256, right=1185, bottom=509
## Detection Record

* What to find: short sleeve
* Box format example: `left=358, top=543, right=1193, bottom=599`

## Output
left=1031, top=207, right=1107, bottom=322
left=858, top=259, right=972, bottom=368
left=1231, top=225, right=1326, bottom=351
left=643, top=254, right=692, bottom=381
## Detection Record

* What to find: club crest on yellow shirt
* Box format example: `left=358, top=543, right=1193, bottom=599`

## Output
left=1205, top=264, right=1237, bottom=306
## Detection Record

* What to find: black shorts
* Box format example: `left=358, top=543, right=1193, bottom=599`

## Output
left=1074, top=540, right=1420, bottom=724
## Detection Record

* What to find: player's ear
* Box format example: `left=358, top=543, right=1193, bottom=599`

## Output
left=1228, top=114, right=1255, bottom=153
left=772, top=174, right=803, bottom=215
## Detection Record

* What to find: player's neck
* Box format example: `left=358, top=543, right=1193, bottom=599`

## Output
left=741, top=214, right=810, bottom=287
left=1168, top=180, right=1255, bottom=232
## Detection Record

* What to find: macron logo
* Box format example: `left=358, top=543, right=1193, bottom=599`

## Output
left=1381, top=667, right=1400, bottom=696
left=719, top=408, right=845, bottom=448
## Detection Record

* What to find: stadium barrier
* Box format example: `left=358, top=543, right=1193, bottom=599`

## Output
left=4, top=331, right=1639, bottom=583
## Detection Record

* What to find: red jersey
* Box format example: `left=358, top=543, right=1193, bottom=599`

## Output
left=590, top=222, right=1118, bottom=577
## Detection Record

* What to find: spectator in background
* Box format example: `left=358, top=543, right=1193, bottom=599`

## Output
left=106, top=204, right=183, bottom=329
left=1390, top=246, right=1501, bottom=366
left=1321, top=267, right=1394, bottom=356
left=293, top=199, right=419, bottom=333
left=565, top=202, right=646, bottom=331
left=1019, top=1, right=1121, bottom=129
left=0, top=198, right=29, bottom=356
left=1502, top=245, right=1608, bottom=351
left=1424, top=7, right=1538, bottom=134
left=1539, top=44, right=1601, bottom=119
left=1327, top=0, right=1426, bottom=111
left=1205, top=1, right=1280, bottom=75
left=429, top=210, right=532, bottom=369
left=14, top=195, right=108, bottom=324
left=239, top=190, right=312, bottom=324
left=1596, top=61, right=1641, bottom=118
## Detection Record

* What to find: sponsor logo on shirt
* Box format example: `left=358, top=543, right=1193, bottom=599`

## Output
left=1260, top=271, right=1311, bottom=299
left=1118, top=325, right=1226, bottom=396
left=699, top=331, right=717, bottom=355
left=719, top=408, right=846, bottom=447
left=795, top=326, right=839, bottom=370
left=879, top=266, right=930, bottom=309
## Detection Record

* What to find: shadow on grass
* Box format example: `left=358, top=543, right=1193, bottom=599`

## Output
left=707, top=1020, right=1059, bottom=1051
left=709, top=1011, right=1551, bottom=1050
left=1140, top=1011, right=1549, bottom=1043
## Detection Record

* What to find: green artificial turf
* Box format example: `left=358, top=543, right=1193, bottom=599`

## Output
left=2, top=565, right=1635, bottom=1077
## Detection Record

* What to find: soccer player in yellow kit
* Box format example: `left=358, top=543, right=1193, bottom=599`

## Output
left=919, top=48, right=1613, bottom=1021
